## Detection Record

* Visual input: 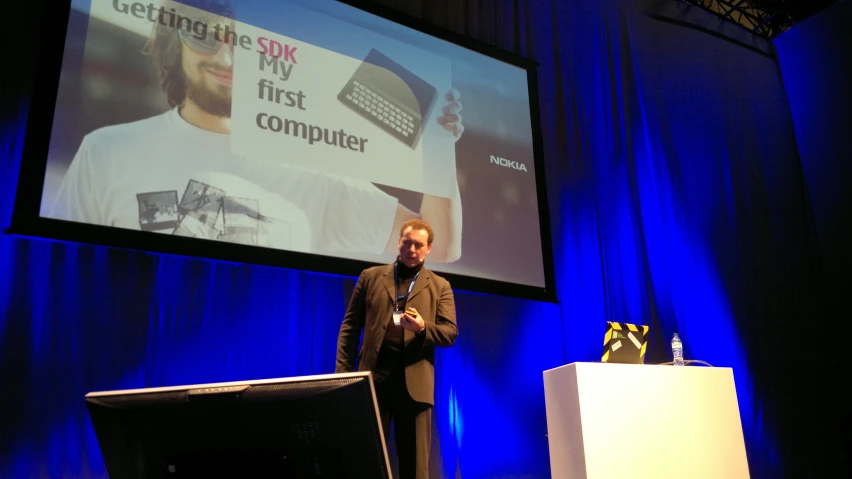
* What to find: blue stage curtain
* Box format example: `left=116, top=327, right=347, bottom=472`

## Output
left=1, top=0, right=836, bottom=477
left=774, top=1, right=852, bottom=477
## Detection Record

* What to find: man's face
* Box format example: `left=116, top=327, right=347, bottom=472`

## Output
left=397, top=227, right=432, bottom=268
left=181, top=24, right=234, bottom=117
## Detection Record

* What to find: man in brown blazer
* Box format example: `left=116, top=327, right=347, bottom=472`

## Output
left=336, top=219, right=458, bottom=479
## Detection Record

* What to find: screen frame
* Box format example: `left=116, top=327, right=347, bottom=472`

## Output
left=7, top=0, right=557, bottom=303
left=85, top=371, right=392, bottom=479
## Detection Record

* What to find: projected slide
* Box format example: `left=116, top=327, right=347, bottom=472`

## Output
left=37, top=0, right=546, bottom=288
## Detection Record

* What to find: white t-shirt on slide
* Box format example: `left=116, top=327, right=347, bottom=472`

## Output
left=50, top=108, right=398, bottom=255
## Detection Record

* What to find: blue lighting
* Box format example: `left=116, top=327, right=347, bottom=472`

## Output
left=2, top=0, right=821, bottom=476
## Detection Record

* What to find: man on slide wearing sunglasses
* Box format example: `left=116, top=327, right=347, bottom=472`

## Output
left=52, top=0, right=464, bottom=262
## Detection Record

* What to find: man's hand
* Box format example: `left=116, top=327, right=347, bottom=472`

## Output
left=401, top=307, right=425, bottom=333
left=436, top=89, right=464, bottom=140
left=384, top=89, right=465, bottom=262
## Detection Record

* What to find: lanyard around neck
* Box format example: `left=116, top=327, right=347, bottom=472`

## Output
left=394, top=262, right=421, bottom=311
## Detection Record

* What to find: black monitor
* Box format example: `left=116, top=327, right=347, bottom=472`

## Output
left=85, top=372, right=390, bottom=478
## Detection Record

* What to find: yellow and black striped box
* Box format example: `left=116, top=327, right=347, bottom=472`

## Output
left=601, top=322, right=649, bottom=364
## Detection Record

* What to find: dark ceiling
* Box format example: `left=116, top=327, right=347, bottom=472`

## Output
left=785, top=0, right=840, bottom=22
left=682, top=0, right=842, bottom=39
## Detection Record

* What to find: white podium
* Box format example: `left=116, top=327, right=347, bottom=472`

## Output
left=543, top=362, right=750, bottom=479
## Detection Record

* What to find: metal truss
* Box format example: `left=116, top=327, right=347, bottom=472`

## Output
left=677, top=0, right=795, bottom=39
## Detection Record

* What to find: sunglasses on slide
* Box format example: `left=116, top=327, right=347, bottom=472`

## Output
left=179, top=27, right=233, bottom=55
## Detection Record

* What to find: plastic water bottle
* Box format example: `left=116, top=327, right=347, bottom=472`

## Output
left=671, top=333, right=684, bottom=366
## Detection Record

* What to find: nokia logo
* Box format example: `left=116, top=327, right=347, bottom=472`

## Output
left=490, top=155, right=528, bottom=172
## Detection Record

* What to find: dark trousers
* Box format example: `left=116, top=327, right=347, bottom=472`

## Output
left=374, top=372, right=432, bottom=479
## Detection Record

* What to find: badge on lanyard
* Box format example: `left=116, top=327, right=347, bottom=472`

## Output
left=393, top=262, right=420, bottom=326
